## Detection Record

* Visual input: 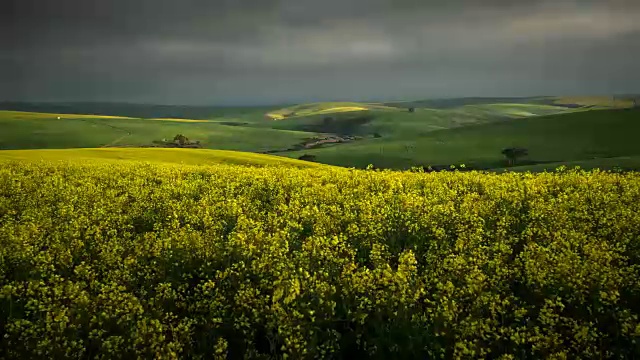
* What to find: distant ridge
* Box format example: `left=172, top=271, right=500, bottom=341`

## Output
left=0, top=102, right=281, bottom=119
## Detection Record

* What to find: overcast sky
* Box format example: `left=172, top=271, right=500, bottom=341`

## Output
left=2, top=0, right=639, bottom=105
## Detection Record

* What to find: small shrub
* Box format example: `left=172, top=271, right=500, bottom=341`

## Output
left=298, top=154, right=317, bottom=162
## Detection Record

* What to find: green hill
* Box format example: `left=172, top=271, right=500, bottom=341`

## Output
left=263, top=103, right=573, bottom=138
left=0, top=110, right=137, bottom=120
left=2, top=101, right=638, bottom=172
left=384, top=96, right=639, bottom=110
left=0, top=148, right=328, bottom=168
left=264, top=102, right=399, bottom=120
left=277, top=108, right=640, bottom=170
left=384, top=96, right=551, bottom=109
left=549, top=96, right=637, bottom=108
left=0, top=110, right=318, bottom=153
left=0, top=102, right=283, bottom=121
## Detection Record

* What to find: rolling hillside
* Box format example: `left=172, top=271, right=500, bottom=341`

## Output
left=262, top=102, right=573, bottom=138
left=0, top=148, right=328, bottom=168
left=2, top=99, right=638, bottom=172
left=550, top=96, right=637, bottom=108
left=384, top=97, right=551, bottom=109
left=0, top=102, right=283, bottom=121
left=264, top=102, right=399, bottom=120
left=0, top=111, right=320, bottom=153
left=384, top=95, right=639, bottom=109
left=0, top=110, right=137, bottom=120
left=278, top=108, right=640, bottom=170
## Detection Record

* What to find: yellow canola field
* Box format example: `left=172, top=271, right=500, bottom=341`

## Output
left=1, top=161, right=639, bottom=359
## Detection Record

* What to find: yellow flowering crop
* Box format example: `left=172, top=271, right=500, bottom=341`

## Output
left=0, top=161, right=639, bottom=359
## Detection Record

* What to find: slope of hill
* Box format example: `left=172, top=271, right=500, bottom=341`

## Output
left=0, top=148, right=328, bottom=168
left=0, top=102, right=283, bottom=121
left=384, top=96, right=639, bottom=110
left=549, top=96, right=637, bottom=108
left=3, top=100, right=638, bottom=172
left=456, top=103, right=576, bottom=118
left=384, top=97, right=551, bottom=109
left=0, top=110, right=137, bottom=120
left=0, top=111, right=319, bottom=153
left=262, top=103, right=573, bottom=138
left=277, top=108, right=640, bottom=170
left=264, top=102, right=399, bottom=120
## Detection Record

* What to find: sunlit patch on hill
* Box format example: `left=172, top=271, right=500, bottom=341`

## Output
left=148, top=118, right=214, bottom=123
left=552, top=96, right=636, bottom=108
left=459, top=103, right=573, bottom=118
left=265, top=102, right=399, bottom=120
left=0, top=148, right=332, bottom=168
left=0, top=110, right=137, bottom=120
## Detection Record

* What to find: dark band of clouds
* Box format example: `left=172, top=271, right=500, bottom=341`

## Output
left=2, top=0, right=639, bottom=105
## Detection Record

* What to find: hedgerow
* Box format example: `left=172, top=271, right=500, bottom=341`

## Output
left=1, top=161, right=639, bottom=359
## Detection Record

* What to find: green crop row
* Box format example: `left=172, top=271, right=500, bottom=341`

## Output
left=1, top=161, right=639, bottom=359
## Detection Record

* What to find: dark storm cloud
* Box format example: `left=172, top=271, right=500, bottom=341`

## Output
left=2, top=0, right=640, bottom=104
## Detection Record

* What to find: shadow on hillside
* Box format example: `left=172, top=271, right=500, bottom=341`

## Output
left=295, top=113, right=375, bottom=135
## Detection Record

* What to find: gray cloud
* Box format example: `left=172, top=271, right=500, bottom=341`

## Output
left=2, top=0, right=639, bottom=104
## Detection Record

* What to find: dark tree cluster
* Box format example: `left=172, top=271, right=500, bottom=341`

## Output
left=501, top=147, right=528, bottom=166
left=173, top=134, right=189, bottom=145
left=298, top=154, right=317, bottom=162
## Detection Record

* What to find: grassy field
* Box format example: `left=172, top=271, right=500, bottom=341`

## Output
left=384, top=95, right=638, bottom=109
left=0, top=110, right=137, bottom=120
left=262, top=103, right=573, bottom=138
left=278, top=108, right=640, bottom=169
left=265, top=102, right=399, bottom=120
left=384, top=97, right=550, bottom=109
left=1, top=98, right=638, bottom=171
left=0, top=148, right=327, bottom=168
left=455, top=103, right=577, bottom=118
left=0, top=111, right=319, bottom=152
left=0, top=102, right=284, bottom=121
left=551, top=96, right=636, bottom=108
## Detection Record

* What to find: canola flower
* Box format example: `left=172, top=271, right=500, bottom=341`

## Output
left=0, top=160, right=639, bottom=359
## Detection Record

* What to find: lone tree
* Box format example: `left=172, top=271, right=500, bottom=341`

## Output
left=173, top=134, right=189, bottom=145
left=408, top=107, right=416, bottom=113
left=501, top=147, right=528, bottom=166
